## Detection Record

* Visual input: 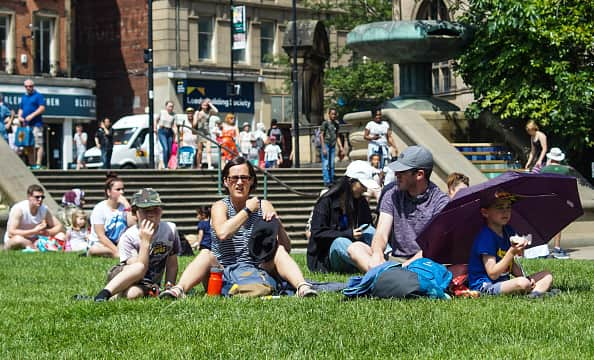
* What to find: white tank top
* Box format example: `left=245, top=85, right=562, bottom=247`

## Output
left=4, top=200, right=48, bottom=241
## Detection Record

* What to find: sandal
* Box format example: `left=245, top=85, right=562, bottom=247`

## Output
left=296, top=282, right=318, bottom=298
left=159, top=285, right=186, bottom=300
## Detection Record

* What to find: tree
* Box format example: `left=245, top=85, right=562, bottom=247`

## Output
left=455, top=0, right=594, bottom=169
left=314, top=0, right=394, bottom=114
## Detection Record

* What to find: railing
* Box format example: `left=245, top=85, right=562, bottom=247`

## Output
left=177, top=124, right=320, bottom=198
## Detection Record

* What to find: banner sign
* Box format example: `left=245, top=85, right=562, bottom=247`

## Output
left=2, top=92, right=96, bottom=119
left=232, top=5, right=246, bottom=50
left=183, top=79, right=254, bottom=114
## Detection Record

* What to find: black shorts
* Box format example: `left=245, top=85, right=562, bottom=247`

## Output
left=106, top=262, right=160, bottom=297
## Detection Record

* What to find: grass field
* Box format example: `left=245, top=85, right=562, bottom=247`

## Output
left=1, top=252, right=593, bottom=359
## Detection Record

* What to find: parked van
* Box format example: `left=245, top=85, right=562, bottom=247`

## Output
left=84, top=114, right=151, bottom=169
left=84, top=114, right=220, bottom=168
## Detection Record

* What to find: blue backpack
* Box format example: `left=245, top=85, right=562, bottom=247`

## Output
left=222, top=262, right=278, bottom=297
left=405, top=258, right=452, bottom=299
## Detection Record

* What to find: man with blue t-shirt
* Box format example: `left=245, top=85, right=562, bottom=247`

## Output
left=18, top=79, right=46, bottom=168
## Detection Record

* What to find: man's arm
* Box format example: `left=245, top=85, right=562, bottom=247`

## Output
left=368, top=212, right=393, bottom=268
left=25, top=105, right=46, bottom=122
left=45, top=212, right=64, bottom=237
left=165, top=255, right=178, bottom=285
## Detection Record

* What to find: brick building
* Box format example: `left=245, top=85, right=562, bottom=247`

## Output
left=0, top=0, right=96, bottom=169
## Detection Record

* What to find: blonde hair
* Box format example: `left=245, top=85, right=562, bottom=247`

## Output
left=525, top=120, right=539, bottom=131
left=71, top=209, right=88, bottom=230
left=224, top=113, right=235, bottom=124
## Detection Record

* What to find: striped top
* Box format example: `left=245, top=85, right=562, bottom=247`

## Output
left=211, top=197, right=262, bottom=267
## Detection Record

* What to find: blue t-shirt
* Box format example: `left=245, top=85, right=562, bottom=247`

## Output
left=468, top=224, right=515, bottom=290
left=19, top=90, right=46, bottom=127
left=197, top=220, right=212, bottom=250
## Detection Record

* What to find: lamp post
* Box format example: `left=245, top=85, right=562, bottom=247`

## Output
left=291, top=0, right=300, bottom=168
left=229, top=0, right=235, bottom=114
left=147, top=0, right=155, bottom=168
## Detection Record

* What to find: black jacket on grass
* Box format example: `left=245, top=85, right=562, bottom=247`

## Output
left=307, top=195, right=372, bottom=272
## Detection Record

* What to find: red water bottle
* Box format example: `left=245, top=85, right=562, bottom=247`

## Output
left=207, top=267, right=223, bottom=296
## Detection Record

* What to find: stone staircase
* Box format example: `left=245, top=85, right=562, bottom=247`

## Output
left=452, top=143, right=518, bottom=179
left=33, top=168, right=341, bottom=249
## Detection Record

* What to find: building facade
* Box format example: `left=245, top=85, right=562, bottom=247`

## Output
left=0, top=0, right=96, bottom=169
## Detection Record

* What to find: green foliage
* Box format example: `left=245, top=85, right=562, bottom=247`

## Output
left=456, top=0, right=594, bottom=155
left=305, top=0, right=394, bottom=114
left=325, top=60, right=394, bottom=114
left=1, top=252, right=594, bottom=358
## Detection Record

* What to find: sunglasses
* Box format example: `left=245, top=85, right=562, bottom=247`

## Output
left=33, top=195, right=45, bottom=200
left=227, top=175, right=252, bottom=183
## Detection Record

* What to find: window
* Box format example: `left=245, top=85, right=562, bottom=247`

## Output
left=233, top=20, right=248, bottom=63
left=442, top=67, right=452, bottom=92
left=0, top=15, right=7, bottom=72
left=432, top=69, right=440, bottom=94
left=271, top=95, right=292, bottom=122
left=198, top=16, right=214, bottom=60
left=260, top=21, right=275, bottom=64
left=34, top=17, right=54, bottom=74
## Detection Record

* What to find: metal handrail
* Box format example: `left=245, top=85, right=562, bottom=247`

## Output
left=177, top=124, right=320, bottom=198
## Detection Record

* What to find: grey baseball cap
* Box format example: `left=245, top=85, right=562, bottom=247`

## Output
left=387, top=145, right=433, bottom=172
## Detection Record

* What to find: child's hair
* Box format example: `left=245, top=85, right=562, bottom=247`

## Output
left=525, top=120, right=539, bottom=131
left=104, top=172, right=122, bottom=198
left=196, top=205, right=211, bottom=218
left=447, top=172, right=469, bottom=191
left=369, top=153, right=381, bottom=165
left=71, top=209, right=88, bottom=230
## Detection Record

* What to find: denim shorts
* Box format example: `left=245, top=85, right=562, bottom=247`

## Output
left=479, top=281, right=503, bottom=295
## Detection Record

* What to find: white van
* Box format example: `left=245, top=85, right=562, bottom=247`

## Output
left=84, top=114, right=219, bottom=168
left=84, top=114, right=151, bottom=169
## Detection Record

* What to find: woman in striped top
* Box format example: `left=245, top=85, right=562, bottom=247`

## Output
left=160, top=157, right=317, bottom=299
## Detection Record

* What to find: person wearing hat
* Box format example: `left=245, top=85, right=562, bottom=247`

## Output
left=238, top=122, right=253, bottom=158
left=467, top=190, right=554, bottom=298
left=541, top=147, right=570, bottom=259
left=93, top=188, right=181, bottom=302
left=264, top=135, right=282, bottom=168
left=307, top=161, right=380, bottom=273
left=349, top=145, right=450, bottom=271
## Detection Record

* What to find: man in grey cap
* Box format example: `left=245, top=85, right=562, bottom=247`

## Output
left=349, top=145, right=449, bottom=271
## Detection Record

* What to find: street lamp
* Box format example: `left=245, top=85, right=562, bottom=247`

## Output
left=146, top=0, right=155, bottom=168
left=291, top=0, right=300, bottom=168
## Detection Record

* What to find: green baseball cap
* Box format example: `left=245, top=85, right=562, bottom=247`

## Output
left=131, top=188, right=162, bottom=208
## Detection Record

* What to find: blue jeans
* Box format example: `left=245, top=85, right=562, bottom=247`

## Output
left=321, top=144, right=336, bottom=185
left=101, top=148, right=112, bottom=169
left=158, top=127, right=174, bottom=168
left=328, top=226, right=375, bottom=273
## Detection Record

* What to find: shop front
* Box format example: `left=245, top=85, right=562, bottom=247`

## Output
left=0, top=80, right=96, bottom=169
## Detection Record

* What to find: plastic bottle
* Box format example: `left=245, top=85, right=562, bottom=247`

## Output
left=207, top=267, right=223, bottom=296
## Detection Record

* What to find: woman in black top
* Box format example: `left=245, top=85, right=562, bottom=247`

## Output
left=95, top=117, right=114, bottom=169
left=307, top=161, right=379, bottom=273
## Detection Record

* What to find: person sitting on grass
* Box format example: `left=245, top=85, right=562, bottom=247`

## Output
left=195, top=205, right=212, bottom=251
left=447, top=172, right=469, bottom=199
left=94, top=188, right=180, bottom=302
left=307, top=161, right=380, bottom=273
left=467, top=191, right=554, bottom=298
left=4, top=184, right=63, bottom=250
left=160, top=157, right=317, bottom=299
left=87, top=173, right=135, bottom=258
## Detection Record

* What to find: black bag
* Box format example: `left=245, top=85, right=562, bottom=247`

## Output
left=370, top=267, right=421, bottom=299
left=177, top=231, right=195, bottom=256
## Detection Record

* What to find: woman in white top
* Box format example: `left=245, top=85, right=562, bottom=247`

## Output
left=364, top=108, right=399, bottom=168
left=238, top=122, right=252, bottom=157
left=193, top=98, right=219, bottom=169
left=73, top=123, right=88, bottom=170
left=87, top=173, right=135, bottom=258
left=155, top=100, right=177, bottom=169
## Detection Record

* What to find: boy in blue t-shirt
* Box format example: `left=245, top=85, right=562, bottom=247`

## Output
left=468, top=191, right=553, bottom=298
left=195, top=206, right=211, bottom=250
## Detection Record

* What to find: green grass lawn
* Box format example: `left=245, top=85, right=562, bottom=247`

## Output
left=1, top=252, right=593, bottom=359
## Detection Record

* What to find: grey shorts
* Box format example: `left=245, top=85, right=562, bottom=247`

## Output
left=479, top=282, right=503, bottom=295
left=33, top=126, right=44, bottom=147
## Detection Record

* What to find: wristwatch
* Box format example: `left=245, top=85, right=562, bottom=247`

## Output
left=243, top=207, right=253, bottom=216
